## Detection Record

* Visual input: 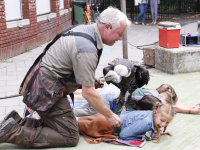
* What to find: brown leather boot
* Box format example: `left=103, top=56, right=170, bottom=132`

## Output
left=0, top=110, right=42, bottom=128
left=19, top=117, right=43, bottom=128
left=0, top=118, right=36, bottom=148
left=0, top=110, right=22, bottom=127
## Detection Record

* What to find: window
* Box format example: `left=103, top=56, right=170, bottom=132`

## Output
left=60, top=0, right=64, bottom=9
left=5, top=0, right=22, bottom=21
left=36, top=0, right=51, bottom=15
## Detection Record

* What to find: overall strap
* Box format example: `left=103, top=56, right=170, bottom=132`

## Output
left=20, top=24, right=79, bottom=89
left=97, top=48, right=103, bottom=66
left=59, top=31, right=102, bottom=85
left=43, top=25, right=80, bottom=55
left=65, top=31, right=103, bottom=66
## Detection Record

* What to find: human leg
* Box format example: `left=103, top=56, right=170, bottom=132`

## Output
left=136, top=4, right=145, bottom=23
left=0, top=110, right=42, bottom=128
left=19, top=117, right=43, bottom=128
left=150, top=0, right=155, bottom=24
left=33, top=96, right=79, bottom=147
left=0, top=110, right=21, bottom=126
left=151, top=0, right=155, bottom=21
left=142, top=4, right=148, bottom=23
left=0, top=97, right=79, bottom=148
left=0, top=118, right=36, bottom=148
left=73, top=98, right=110, bottom=117
left=154, top=3, right=158, bottom=24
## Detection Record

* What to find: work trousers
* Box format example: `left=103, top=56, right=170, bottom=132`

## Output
left=32, top=96, right=79, bottom=147
left=12, top=96, right=79, bottom=148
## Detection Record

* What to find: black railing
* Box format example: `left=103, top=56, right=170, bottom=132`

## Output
left=87, top=0, right=200, bottom=22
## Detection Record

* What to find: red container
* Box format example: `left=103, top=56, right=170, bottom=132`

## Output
left=158, top=22, right=181, bottom=48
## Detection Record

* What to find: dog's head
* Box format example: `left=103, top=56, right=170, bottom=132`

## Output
left=156, top=84, right=178, bottom=104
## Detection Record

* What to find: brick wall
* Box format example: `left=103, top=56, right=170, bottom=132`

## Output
left=0, top=0, right=72, bottom=59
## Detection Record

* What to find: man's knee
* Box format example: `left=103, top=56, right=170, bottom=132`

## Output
left=68, top=134, right=79, bottom=147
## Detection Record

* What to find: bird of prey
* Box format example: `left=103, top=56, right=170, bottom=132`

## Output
left=103, top=58, right=150, bottom=112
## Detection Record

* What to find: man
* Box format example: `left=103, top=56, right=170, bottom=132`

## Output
left=0, top=7, right=131, bottom=148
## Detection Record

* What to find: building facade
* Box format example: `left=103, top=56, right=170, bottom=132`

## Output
left=0, top=0, right=72, bottom=59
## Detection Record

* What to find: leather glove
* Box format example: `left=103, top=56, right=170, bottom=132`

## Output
left=95, top=77, right=105, bottom=89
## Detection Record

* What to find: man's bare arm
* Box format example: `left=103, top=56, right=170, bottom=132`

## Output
left=82, top=85, right=121, bottom=127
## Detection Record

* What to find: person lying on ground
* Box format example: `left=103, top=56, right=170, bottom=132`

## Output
left=129, top=84, right=200, bottom=114
left=77, top=96, right=175, bottom=144
left=72, top=84, right=200, bottom=116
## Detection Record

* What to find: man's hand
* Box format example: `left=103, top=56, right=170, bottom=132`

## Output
left=106, top=113, right=121, bottom=127
left=95, top=77, right=105, bottom=89
left=82, top=85, right=121, bottom=127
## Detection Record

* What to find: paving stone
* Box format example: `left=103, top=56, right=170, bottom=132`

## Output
left=16, top=61, right=25, bottom=68
left=0, top=92, right=6, bottom=97
left=24, top=60, right=34, bottom=67
left=0, top=76, right=17, bottom=81
left=7, top=80, right=22, bottom=86
left=6, top=105, right=25, bottom=117
left=0, top=86, right=18, bottom=93
left=16, top=67, right=29, bottom=72
left=0, top=106, right=5, bottom=116
left=0, top=80, right=6, bottom=87
left=6, top=65, right=16, bottom=72
left=0, top=70, right=6, bottom=76
left=17, top=75, right=25, bottom=81
left=0, top=97, right=19, bottom=107
left=6, top=91, right=20, bottom=96
left=7, top=71, right=26, bottom=76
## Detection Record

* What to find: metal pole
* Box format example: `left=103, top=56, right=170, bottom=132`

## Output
left=197, top=0, right=200, bottom=12
left=179, top=0, right=181, bottom=14
left=121, top=0, right=128, bottom=59
left=130, top=0, right=133, bottom=22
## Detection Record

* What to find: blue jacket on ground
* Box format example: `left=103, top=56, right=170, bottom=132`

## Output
left=119, top=110, right=155, bottom=141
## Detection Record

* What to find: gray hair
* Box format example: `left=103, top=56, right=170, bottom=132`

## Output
left=97, top=6, right=131, bottom=30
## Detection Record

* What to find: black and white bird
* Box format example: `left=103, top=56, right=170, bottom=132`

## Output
left=103, top=58, right=150, bottom=112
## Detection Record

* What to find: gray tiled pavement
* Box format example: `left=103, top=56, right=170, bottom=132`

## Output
left=0, top=19, right=200, bottom=149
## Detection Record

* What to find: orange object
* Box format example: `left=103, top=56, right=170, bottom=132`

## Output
left=86, top=3, right=91, bottom=20
left=158, top=22, right=181, bottom=48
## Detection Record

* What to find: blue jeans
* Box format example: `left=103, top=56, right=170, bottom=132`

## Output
left=151, top=0, right=158, bottom=20
left=136, top=4, right=148, bottom=23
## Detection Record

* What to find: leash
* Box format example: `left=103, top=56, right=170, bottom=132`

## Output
left=0, top=94, right=22, bottom=100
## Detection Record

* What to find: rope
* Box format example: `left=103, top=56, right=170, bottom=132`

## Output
left=128, top=41, right=159, bottom=50
left=0, top=94, right=22, bottom=100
